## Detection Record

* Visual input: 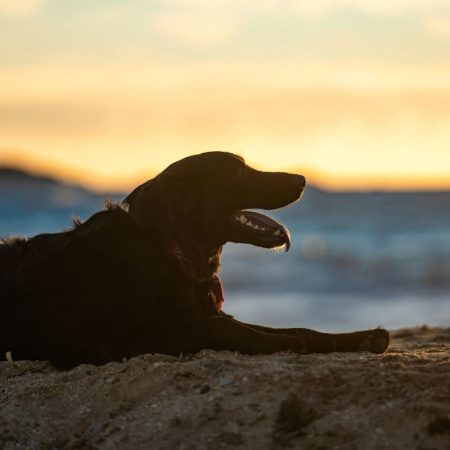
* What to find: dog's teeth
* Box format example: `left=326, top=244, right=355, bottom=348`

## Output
left=247, top=221, right=253, bottom=227
left=254, top=225, right=259, bottom=230
left=239, top=215, right=247, bottom=224
left=274, top=229, right=281, bottom=236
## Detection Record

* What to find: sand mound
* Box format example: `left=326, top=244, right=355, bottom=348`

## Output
left=1, top=327, right=449, bottom=449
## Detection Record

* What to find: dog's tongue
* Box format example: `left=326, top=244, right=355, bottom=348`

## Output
left=211, top=275, right=224, bottom=311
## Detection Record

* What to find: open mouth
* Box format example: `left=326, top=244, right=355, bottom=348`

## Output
left=229, top=210, right=291, bottom=251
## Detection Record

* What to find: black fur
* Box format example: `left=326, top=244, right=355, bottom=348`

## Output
left=0, top=152, right=390, bottom=367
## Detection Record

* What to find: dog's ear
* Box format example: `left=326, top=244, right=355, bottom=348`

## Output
left=123, top=175, right=187, bottom=240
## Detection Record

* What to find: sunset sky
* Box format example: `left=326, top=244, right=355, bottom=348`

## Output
left=1, top=0, right=450, bottom=191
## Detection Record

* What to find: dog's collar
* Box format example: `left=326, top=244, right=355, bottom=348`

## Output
left=169, top=241, right=224, bottom=311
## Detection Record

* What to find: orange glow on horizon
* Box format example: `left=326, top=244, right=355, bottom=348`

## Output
left=1, top=2, right=450, bottom=192
left=1, top=148, right=449, bottom=193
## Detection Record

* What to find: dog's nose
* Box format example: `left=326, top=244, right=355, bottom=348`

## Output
left=294, top=174, right=306, bottom=189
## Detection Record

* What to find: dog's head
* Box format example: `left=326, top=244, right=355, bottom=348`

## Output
left=124, top=151, right=305, bottom=284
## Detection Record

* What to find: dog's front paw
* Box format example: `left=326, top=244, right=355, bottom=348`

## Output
left=359, top=328, right=391, bottom=354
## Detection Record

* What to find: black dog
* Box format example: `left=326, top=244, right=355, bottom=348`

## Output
left=0, top=152, right=389, bottom=367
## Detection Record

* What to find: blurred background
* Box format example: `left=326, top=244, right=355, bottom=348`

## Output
left=1, top=0, right=449, bottom=330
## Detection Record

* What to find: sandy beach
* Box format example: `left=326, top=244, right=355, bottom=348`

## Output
left=1, top=326, right=449, bottom=450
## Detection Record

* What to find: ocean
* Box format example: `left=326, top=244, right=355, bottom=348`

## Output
left=1, top=169, right=449, bottom=331
left=222, top=188, right=450, bottom=330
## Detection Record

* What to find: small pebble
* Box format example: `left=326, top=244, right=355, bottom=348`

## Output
left=203, top=360, right=222, bottom=370
left=218, top=377, right=232, bottom=387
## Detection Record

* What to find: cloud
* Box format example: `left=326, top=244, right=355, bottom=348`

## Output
left=162, top=0, right=278, bottom=11
left=286, top=0, right=450, bottom=21
left=152, top=0, right=450, bottom=47
left=154, top=11, right=240, bottom=47
left=350, top=0, right=450, bottom=15
left=160, top=0, right=450, bottom=16
left=288, top=0, right=450, bottom=17
left=0, top=0, right=45, bottom=16
left=425, top=17, right=450, bottom=38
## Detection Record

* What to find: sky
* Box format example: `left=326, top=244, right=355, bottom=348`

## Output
left=0, top=0, right=450, bottom=191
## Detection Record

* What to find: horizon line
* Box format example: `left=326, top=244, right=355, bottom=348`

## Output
left=1, top=160, right=450, bottom=195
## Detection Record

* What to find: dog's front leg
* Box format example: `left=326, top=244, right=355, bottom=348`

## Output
left=165, top=316, right=307, bottom=355
left=233, top=321, right=390, bottom=354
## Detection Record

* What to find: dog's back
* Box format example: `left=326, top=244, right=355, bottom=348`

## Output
left=0, top=207, right=206, bottom=366
left=0, top=236, right=38, bottom=360
left=0, top=232, right=77, bottom=363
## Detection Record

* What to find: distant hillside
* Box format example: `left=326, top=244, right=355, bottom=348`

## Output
left=0, top=167, right=58, bottom=185
left=0, top=166, right=122, bottom=211
left=0, top=166, right=126, bottom=236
